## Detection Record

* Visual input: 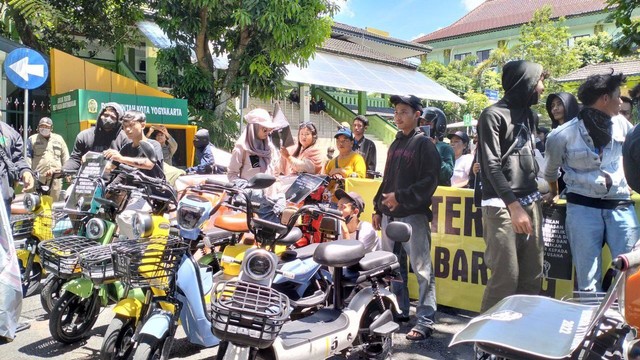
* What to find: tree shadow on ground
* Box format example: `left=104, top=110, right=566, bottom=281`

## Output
left=17, top=324, right=108, bottom=358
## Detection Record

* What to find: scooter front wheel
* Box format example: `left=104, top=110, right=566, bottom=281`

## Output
left=49, top=290, right=101, bottom=344
left=20, top=255, right=43, bottom=297
left=101, top=315, right=136, bottom=360
left=133, top=334, right=168, bottom=360
left=40, top=274, right=65, bottom=314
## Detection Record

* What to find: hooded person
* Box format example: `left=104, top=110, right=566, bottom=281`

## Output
left=477, top=60, right=547, bottom=312
left=63, top=102, right=129, bottom=172
left=546, top=92, right=580, bottom=129
left=186, top=129, right=218, bottom=174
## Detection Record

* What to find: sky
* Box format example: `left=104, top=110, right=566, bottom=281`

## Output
left=332, top=0, right=487, bottom=41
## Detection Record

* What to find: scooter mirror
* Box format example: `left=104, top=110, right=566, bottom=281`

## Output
left=246, top=173, right=276, bottom=190
left=385, top=222, right=411, bottom=243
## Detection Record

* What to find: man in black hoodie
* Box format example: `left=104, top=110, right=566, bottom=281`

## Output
left=62, top=102, right=129, bottom=172
left=477, top=60, right=546, bottom=312
left=373, top=95, right=441, bottom=341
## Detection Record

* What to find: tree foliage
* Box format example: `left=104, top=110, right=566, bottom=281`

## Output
left=151, top=0, right=336, bottom=148
left=606, top=0, right=640, bottom=55
left=2, top=0, right=145, bottom=55
left=572, top=32, right=621, bottom=67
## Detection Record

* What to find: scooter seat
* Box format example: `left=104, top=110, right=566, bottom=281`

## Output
left=346, top=251, right=399, bottom=284
left=214, top=212, right=249, bottom=232
left=293, top=243, right=320, bottom=260
left=313, top=240, right=365, bottom=267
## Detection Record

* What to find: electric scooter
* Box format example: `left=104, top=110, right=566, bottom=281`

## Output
left=450, top=249, right=640, bottom=360
left=212, top=221, right=411, bottom=360
left=100, top=166, right=179, bottom=359
left=129, top=174, right=280, bottom=360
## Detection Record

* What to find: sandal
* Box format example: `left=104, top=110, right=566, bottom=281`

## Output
left=406, top=327, right=432, bottom=341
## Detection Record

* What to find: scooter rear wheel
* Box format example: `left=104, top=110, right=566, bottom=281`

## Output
left=357, top=301, right=393, bottom=360
left=40, top=274, right=65, bottom=314
left=49, top=290, right=101, bottom=344
left=101, top=315, right=136, bottom=360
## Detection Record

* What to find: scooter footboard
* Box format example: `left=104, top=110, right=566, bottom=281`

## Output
left=450, top=295, right=603, bottom=359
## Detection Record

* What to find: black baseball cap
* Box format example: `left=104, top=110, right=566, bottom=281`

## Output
left=335, top=189, right=364, bottom=213
left=447, top=130, right=469, bottom=144
left=390, top=95, right=423, bottom=112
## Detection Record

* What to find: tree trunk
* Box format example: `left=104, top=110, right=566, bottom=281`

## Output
left=195, top=7, right=214, bottom=73
left=216, top=27, right=251, bottom=116
left=8, top=6, right=46, bottom=54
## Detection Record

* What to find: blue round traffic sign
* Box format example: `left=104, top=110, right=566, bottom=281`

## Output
left=4, top=48, right=49, bottom=90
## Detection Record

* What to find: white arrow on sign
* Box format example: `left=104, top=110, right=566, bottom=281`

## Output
left=8, top=56, right=45, bottom=82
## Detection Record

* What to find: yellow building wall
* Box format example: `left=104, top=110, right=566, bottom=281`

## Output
left=50, top=49, right=172, bottom=99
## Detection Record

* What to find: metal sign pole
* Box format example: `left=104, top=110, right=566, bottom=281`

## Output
left=23, top=90, right=29, bottom=156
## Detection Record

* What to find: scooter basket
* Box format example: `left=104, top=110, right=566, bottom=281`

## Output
left=211, top=280, right=291, bottom=349
left=38, top=236, right=102, bottom=279
left=10, top=214, right=35, bottom=238
left=78, top=244, right=118, bottom=284
left=112, top=236, right=188, bottom=290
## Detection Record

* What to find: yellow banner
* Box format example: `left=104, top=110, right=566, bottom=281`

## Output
left=344, top=180, right=583, bottom=313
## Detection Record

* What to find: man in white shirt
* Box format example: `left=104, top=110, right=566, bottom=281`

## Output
left=336, top=189, right=380, bottom=253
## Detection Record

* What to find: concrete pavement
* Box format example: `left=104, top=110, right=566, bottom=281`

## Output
left=4, top=291, right=475, bottom=359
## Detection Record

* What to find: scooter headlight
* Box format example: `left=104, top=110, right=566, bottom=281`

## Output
left=177, top=205, right=205, bottom=230
left=243, top=249, right=276, bottom=282
left=23, top=193, right=40, bottom=212
left=86, top=218, right=106, bottom=240
left=132, top=213, right=153, bottom=238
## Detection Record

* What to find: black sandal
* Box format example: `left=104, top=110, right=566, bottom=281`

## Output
left=406, top=327, right=432, bottom=341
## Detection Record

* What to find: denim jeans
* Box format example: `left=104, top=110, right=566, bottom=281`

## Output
left=566, top=202, right=639, bottom=292
left=380, top=213, right=436, bottom=331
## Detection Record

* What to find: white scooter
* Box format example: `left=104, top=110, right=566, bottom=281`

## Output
left=450, top=249, right=640, bottom=360
left=211, top=221, right=411, bottom=360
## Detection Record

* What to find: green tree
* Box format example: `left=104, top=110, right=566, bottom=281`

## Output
left=572, top=32, right=620, bottom=67
left=606, top=0, right=640, bottom=55
left=3, top=0, right=145, bottom=55
left=151, top=0, right=336, bottom=148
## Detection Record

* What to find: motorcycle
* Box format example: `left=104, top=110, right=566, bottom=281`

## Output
left=211, top=220, right=411, bottom=360
left=129, top=174, right=279, bottom=360
left=99, top=166, right=183, bottom=360
left=45, top=163, right=164, bottom=344
left=450, top=249, right=640, bottom=360
left=11, top=171, right=74, bottom=297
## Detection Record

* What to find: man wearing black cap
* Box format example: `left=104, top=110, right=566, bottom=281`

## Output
left=28, top=117, right=69, bottom=200
left=336, top=189, right=380, bottom=252
left=373, top=94, right=441, bottom=341
left=477, top=60, right=546, bottom=312
left=352, top=115, right=377, bottom=177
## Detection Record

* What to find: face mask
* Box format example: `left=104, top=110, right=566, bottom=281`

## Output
left=39, top=128, right=51, bottom=137
left=101, top=119, right=117, bottom=132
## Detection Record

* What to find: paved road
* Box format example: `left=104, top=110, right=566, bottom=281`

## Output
left=5, top=290, right=475, bottom=359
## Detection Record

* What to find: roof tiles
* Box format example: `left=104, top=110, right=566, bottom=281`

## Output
left=414, top=0, right=610, bottom=43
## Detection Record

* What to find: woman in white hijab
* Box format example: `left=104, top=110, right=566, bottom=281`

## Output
left=228, top=108, right=283, bottom=222
left=228, top=108, right=279, bottom=181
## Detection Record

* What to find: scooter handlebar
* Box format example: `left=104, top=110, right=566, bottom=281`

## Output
left=612, top=249, right=640, bottom=271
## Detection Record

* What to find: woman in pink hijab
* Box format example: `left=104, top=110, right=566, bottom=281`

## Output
left=279, top=122, right=323, bottom=175
left=228, top=108, right=280, bottom=182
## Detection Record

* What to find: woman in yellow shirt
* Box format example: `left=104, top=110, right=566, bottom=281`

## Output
left=324, top=127, right=366, bottom=178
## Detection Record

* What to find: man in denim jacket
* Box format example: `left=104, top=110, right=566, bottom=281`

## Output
left=544, top=72, right=638, bottom=292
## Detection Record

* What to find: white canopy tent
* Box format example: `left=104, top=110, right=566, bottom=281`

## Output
left=138, top=20, right=464, bottom=103
left=285, top=51, right=465, bottom=103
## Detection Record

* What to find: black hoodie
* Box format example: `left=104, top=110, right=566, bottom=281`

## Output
left=477, top=60, right=542, bottom=205
left=545, top=92, right=580, bottom=129
left=63, top=102, right=130, bottom=171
